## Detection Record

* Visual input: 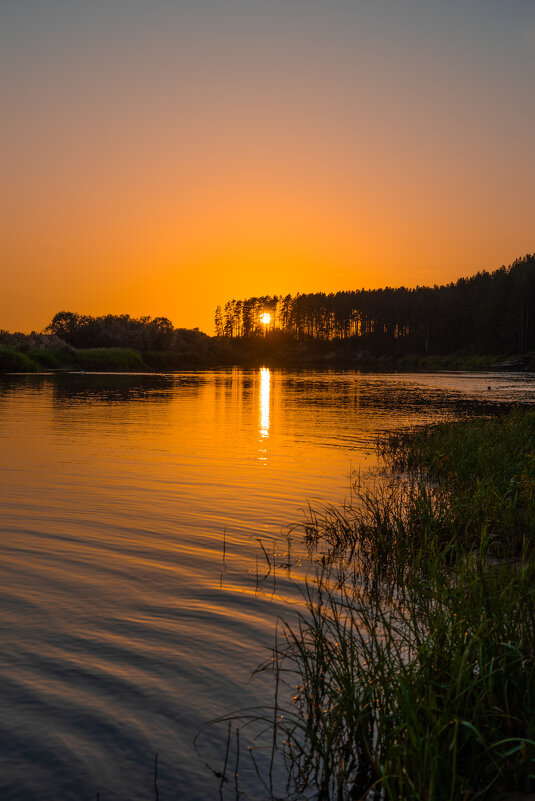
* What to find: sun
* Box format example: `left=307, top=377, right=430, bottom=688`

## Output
left=260, top=312, right=271, bottom=326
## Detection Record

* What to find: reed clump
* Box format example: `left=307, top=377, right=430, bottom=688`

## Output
left=381, top=410, right=535, bottom=557
left=0, top=346, right=39, bottom=372
left=74, top=347, right=144, bottom=370
left=236, top=410, right=535, bottom=800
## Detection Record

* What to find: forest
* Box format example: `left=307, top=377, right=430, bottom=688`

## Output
left=2, top=254, right=535, bottom=372
left=215, top=254, right=535, bottom=356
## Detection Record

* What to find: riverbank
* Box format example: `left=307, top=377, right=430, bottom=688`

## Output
left=2, top=340, right=534, bottom=373
left=0, top=344, right=216, bottom=372
left=243, top=410, right=535, bottom=800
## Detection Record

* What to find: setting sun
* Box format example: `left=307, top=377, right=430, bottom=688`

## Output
left=1, top=3, right=535, bottom=798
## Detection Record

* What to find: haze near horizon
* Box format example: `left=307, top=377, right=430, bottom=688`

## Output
left=1, top=0, right=534, bottom=334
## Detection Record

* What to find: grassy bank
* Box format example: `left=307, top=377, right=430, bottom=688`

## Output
left=0, top=345, right=185, bottom=372
left=0, top=345, right=144, bottom=372
left=1, top=340, right=529, bottom=373
left=233, top=411, right=535, bottom=800
left=0, top=343, right=234, bottom=372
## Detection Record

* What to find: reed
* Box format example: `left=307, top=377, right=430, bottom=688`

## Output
left=261, top=552, right=535, bottom=800
left=0, top=345, right=145, bottom=372
left=27, top=348, right=74, bottom=369
left=74, top=348, right=144, bottom=370
left=225, top=410, right=535, bottom=800
left=381, top=410, right=535, bottom=557
left=0, top=346, right=39, bottom=372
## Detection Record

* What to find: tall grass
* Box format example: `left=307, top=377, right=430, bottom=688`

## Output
left=0, top=346, right=39, bottom=372
left=74, top=348, right=144, bottom=370
left=381, top=411, right=535, bottom=557
left=221, top=410, right=535, bottom=800
left=0, top=345, right=145, bottom=372
left=262, top=553, right=535, bottom=800
left=27, top=348, right=74, bottom=369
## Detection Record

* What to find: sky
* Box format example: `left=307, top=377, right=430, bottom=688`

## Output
left=1, top=0, right=534, bottom=334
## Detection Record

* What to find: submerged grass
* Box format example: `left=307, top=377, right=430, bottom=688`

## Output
left=218, top=410, right=535, bottom=800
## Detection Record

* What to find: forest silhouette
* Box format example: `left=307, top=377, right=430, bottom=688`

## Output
left=215, top=254, right=535, bottom=357
left=1, top=253, right=534, bottom=371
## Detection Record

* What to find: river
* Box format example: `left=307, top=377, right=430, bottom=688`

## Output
left=0, top=369, right=534, bottom=800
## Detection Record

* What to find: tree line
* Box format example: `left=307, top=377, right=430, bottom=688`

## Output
left=44, top=311, right=209, bottom=353
left=214, top=254, right=535, bottom=355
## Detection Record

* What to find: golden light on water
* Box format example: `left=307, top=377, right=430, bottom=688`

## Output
left=259, top=367, right=271, bottom=440
left=260, top=313, right=271, bottom=326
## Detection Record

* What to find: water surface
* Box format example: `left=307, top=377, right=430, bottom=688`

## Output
left=0, top=369, right=533, bottom=800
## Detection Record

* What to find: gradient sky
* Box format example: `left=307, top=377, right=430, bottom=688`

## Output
left=1, top=0, right=534, bottom=334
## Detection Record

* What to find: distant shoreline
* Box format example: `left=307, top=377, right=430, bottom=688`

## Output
left=2, top=342, right=535, bottom=374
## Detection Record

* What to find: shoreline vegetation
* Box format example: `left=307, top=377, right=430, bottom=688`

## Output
left=4, top=336, right=535, bottom=375
left=219, top=410, right=535, bottom=800
left=2, top=253, right=535, bottom=374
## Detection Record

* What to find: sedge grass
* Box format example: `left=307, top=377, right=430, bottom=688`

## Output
left=380, top=410, right=535, bottom=557
left=218, top=410, right=535, bottom=800
left=260, top=552, right=535, bottom=800
left=75, top=347, right=144, bottom=370
left=0, top=346, right=39, bottom=372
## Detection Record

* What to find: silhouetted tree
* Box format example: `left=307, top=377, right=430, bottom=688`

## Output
left=45, top=312, right=177, bottom=351
left=215, top=254, right=535, bottom=356
left=214, top=306, right=224, bottom=337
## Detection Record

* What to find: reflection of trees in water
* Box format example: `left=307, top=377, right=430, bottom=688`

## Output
left=51, top=373, right=203, bottom=406
left=0, top=374, right=48, bottom=400
left=280, top=376, right=514, bottom=416
left=211, top=369, right=264, bottom=425
left=1, top=371, right=521, bottom=428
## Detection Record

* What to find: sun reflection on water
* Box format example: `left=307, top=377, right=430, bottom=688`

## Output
left=259, top=367, right=271, bottom=441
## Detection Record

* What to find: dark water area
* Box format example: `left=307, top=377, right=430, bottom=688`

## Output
left=1, top=369, right=534, bottom=801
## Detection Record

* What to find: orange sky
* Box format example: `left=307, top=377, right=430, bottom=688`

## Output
left=1, top=1, right=534, bottom=334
